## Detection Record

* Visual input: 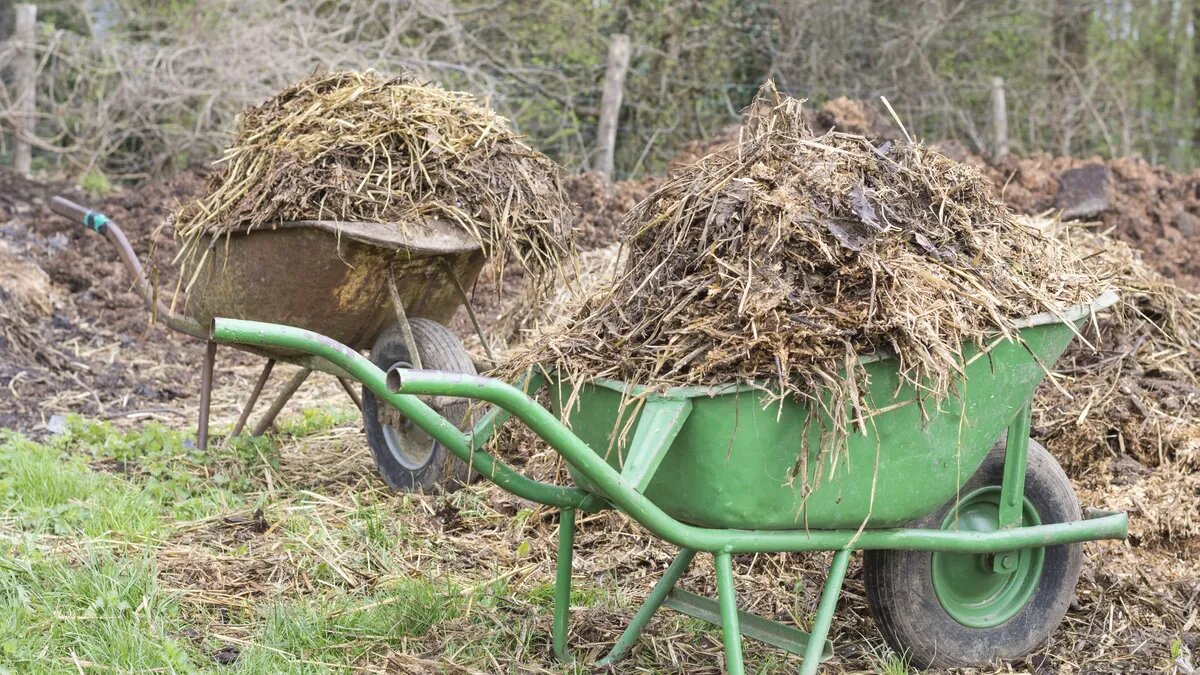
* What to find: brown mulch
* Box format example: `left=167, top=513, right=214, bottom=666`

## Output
left=0, top=168, right=210, bottom=431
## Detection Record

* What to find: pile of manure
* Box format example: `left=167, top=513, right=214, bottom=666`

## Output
left=173, top=70, right=572, bottom=294
left=506, top=82, right=1104, bottom=487
left=1034, top=218, right=1200, bottom=473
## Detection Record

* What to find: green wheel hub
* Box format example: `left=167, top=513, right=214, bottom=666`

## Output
left=931, top=487, right=1044, bottom=628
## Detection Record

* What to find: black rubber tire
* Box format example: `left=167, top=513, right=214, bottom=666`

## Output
left=362, top=319, right=475, bottom=492
left=863, top=437, right=1083, bottom=669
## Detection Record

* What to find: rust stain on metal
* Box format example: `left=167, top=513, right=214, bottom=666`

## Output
left=183, top=225, right=486, bottom=354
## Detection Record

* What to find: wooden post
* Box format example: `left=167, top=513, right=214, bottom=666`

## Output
left=12, top=3, right=36, bottom=175
left=991, top=76, right=1008, bottom=160
left=594, top=33, right=631, bottom=180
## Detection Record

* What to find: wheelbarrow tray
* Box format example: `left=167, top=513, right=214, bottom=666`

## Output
left=183, top=219, right=486, bottom=352
left=547, top=292, right=1118, bottom=530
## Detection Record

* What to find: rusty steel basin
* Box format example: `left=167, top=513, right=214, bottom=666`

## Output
left=181, top=219, right=486, bottom=352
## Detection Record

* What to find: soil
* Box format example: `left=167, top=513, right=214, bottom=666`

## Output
left=985, top=154, right=1200, bottom=291
left=0, top=168, right=210, bottom=430
left=563, top=172, right=662, bottom=250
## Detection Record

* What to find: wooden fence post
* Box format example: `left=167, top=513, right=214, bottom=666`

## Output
left=991, top=76, right=1008, bottom=160
left=594, top=33, right=631, bottom=180
left=12, top=3, right=37, bottom=175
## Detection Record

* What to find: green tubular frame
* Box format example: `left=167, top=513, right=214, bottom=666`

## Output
left=211, top=318, right=1129, bottom=673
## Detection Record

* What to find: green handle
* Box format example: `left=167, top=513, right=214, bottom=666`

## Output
left=210, top=317, right=602, bottom=512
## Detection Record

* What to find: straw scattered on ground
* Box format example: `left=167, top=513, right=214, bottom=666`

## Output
left=1030, top=217, right=1200, bottom=549
left=1034, top=219, right=1200, bottom=473
left=173, top=70, right=573, bottom=295
left=507, top=82, right=1102, bottom=490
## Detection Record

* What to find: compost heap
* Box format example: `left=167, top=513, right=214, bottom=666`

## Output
left=173, top=70, right=572, bottom=293
left=508, top=82, right=1102, bottom=489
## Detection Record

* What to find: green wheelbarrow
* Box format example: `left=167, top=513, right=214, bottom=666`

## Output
left=211, top=291, right=1127, bottom=673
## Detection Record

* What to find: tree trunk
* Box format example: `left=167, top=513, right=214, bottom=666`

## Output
left=1194, top=0, right=1200, bottom=153
left=1051, top=0, right=1089, bottom=83
left=594, top=33, right=631, bottom=180
left=12, top=3, right=35, bottom=175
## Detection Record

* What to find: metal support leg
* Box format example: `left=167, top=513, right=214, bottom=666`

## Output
left=197, top=341, right=217, bottom=453
left=552, top=508, right=576, bottom=662
left=439, top=257, right=497, bottom=365
left=230, top=359, right=275, bottom=437
left=714, top=552, right=745, bottom=675
left=799, top=549, right=851, bottom=675
left=337, top=377, right=364, bottom=413
left=387, top=269, right=422, bottom=370
left=597, top=548, right=698, bottom=666
left=251, top=368, right=311, bottom=436
left=995, top=401, right=1032, bottom=572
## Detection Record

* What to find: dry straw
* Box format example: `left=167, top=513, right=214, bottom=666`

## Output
left=173, top=70, right=573, bottom=294
left=507, top=82, right=1102, bottom=490
left=1034, top=217, right=1200, bottom=472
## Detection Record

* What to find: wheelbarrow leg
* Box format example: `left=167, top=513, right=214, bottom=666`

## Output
left=596, top=548, right=697, bottom=666
left=230, top=359, right=275, bottom=437
left=197, top=340, right=217, bottom=453
left=337, top=377, right=364, bottom=413
left=251, top=368, right=311, bottom=436
left=799, top=548, right=851, bottom=675
left=714, top=552, right=745, bottom=675
left=552, top=508, right=575, bottom=662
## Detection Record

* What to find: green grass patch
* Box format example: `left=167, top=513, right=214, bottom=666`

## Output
left=235, top=580, right=464, bottom=672
left=275, top=407, right=359, bottom=439
left=0, top=431, right=160, bottom=539
left=0, top=549, right=195, bottom=672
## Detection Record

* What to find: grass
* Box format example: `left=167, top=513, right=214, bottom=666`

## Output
left=873, top=652, right=911, bottom=675
left=0, top=412, right=660, bottom=673
left=0, top=410, right=941, bottom=674
left=0, top=551, right=195, bottom=672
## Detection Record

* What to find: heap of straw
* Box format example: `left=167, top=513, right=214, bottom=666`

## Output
left=173, top=70, right=572, bottom=293
left=508, top=82, right=1102, bottom=483
left=1035, top=219, right=1200, bottom=471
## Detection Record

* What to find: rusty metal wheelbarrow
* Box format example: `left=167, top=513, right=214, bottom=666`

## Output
left=50, top=195, right=492, bottom=492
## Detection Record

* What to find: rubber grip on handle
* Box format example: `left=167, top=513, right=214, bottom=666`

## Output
left=49, top=195, right=108, bottom=234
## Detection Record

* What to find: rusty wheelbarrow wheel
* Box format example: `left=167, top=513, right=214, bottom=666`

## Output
left=362, top=319, right=475, bottom=492
left=863, top=438, right=1083, bottom=669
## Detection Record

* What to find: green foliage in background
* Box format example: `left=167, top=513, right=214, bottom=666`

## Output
left=3, top=0, right=1199, bottom=178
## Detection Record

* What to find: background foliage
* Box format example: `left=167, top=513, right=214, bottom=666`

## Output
left=0, top=0, right=1197, bottom=179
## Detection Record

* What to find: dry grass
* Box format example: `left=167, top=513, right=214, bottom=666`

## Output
left=173, top=70, right=574, bottom=297
left=1034, top=218, right=1200, bottom=473
left=507, top=82, right=1101, bottom=493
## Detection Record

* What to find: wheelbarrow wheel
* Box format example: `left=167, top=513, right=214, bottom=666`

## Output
left=362, top=319, right=475, bottom=493
left=863, top=437, right=1082, bottom=669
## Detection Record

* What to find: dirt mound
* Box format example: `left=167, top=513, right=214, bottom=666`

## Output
left=0, top=241, right=62, bottom=368
left=563, top=172, right=661, bottom=250
left=0, top=168, right=208, bottom=431
left=814, top=96, right=900, bottom=139
left=973, top=154, right=1200, bottom=292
